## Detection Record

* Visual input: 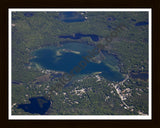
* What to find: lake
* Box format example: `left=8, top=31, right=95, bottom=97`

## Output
left=31, top=42, right=124, bottom=82
left=17, top=97, right=51, bottom=115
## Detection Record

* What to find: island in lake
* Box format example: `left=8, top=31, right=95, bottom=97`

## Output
left=56, top=48, right=80, bottom=56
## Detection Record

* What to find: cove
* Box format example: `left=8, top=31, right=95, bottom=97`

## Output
left=17, top=97, right=51, bottom=115
left=31, top=42, right=124, bottom=82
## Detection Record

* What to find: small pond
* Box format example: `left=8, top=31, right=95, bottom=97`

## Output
left=59, top=33, right=99, bottom=42
left=17, top=97, right=51, bottom=115
left=58, top=12, right=86, bottom=22
left=135, top=21, right=148, bottom=26
left=130, top=72, right=148, bottom=81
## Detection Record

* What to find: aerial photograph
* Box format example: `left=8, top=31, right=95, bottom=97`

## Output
left=10, top=9, right=150, bottom=117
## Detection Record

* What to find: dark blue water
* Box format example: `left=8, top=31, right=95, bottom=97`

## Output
left=131, top=19, right=136, bottom=22
left=31, top=43, right=124, bottom=82
left=131, top=72, right=148, bottom=80
left=24, top=12, right=34, bottom=17
left=12, top=81, right=20, bottom=84
left=135, top=21, right=148, bottom=26
left=17, top=97, right=51, bottom=115
left=107, top=25, right=112, bottom=29
left=58, top=12, right=86, bottom=22
left=107, top=16, right=116, bottom=21
left=59, top=33, right=99, bottom=42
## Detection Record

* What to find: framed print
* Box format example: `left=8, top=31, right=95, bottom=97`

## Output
left=9, top=8, right=151, bottom=120
left=0, top=0, right=160, bottom=128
